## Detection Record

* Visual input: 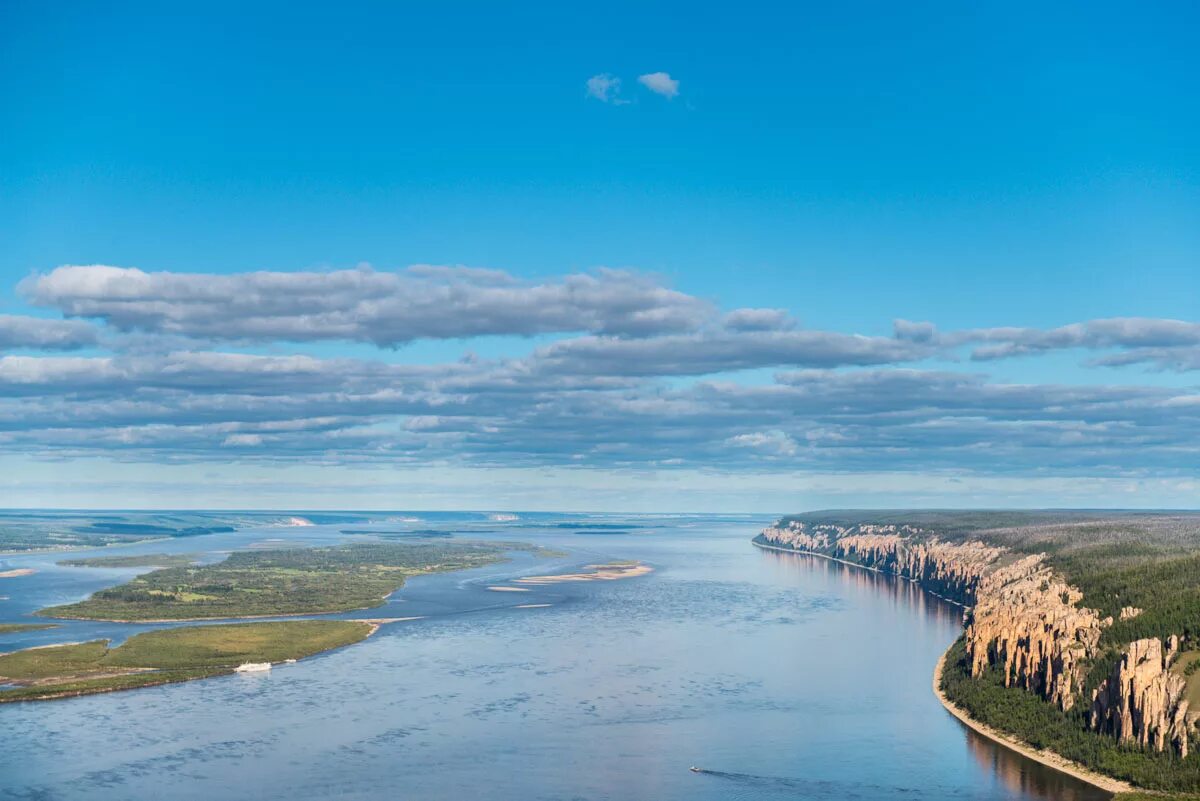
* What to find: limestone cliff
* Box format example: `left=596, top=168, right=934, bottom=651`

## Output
left=758, top=519, right=1194, bottom=756
left=1090, top=637, right=1193, bottom=757
left=965, top=556, right=1102, bottom=711
left=758, top=521, right=1001, bottom=605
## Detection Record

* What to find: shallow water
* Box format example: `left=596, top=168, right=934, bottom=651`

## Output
left=0, top=513, right=1109, bottom=800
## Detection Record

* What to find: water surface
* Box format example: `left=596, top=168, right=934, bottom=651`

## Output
left=0, top=513, right=1109, bottom=800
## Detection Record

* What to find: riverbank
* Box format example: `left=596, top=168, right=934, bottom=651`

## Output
left=755, top=536, right=1133, bottom=795
left=0, top=620, right=375, bottom=703
left=933, top=645, right=1132, bottom=794
left=751, top=538, right=968, bottom=607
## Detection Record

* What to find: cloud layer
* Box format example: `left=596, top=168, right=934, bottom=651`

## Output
left=6, top=263, right=1198, bottom=481
left=24, top=265, right=713, bottom=345
left=0, top=315, right=98, bottom=351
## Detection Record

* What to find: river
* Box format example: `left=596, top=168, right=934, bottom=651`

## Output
left=0, top=512, right=1109, bottom=800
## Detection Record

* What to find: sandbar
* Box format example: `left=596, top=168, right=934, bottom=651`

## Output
left=512, top=562, right=652, bottom=585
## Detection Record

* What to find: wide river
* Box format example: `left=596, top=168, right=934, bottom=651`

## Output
left=0, top=513, right=1109, bottom=800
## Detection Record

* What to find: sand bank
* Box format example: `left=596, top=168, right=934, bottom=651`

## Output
left=512, top=562, right=652, bottom=585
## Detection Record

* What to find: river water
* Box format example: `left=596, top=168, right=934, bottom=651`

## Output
left=0, top=513, right=1109, bottom=800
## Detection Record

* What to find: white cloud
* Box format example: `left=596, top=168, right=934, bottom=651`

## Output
left=638, top=71, right=679, bottom=98
left=0, top=314, right=98, bottom=351
left=24, top=264, right=713, bottom=345
left=586, top=73, right=624, bottom=103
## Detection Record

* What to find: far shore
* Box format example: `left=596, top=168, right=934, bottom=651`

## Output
left=751, top=539, right=970, bottom=608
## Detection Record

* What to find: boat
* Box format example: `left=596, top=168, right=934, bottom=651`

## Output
left=234, top=662, right=272, bottom=673
left=689, top=766, right=702, bottom=773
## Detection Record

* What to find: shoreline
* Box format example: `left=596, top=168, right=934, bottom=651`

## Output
left=755, top=537, right=1131, bottom=795
left=932, top=647, right=1132, bottom=794
left=750, top=539, right=969, bottom=608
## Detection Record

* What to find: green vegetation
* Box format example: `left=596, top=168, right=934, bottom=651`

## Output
left=59, top=553, right=203, bottom=568
left=39, top=540, right=509, bottom=621
left=940, top=638, right=1200, bottom=792
left=0, top=623, right=59, bottom=633
left=0, top=620, right=372, bottom=702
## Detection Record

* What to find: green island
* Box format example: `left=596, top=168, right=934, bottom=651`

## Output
left=0, top=620, right=372, bottom=702
left=0, top=623, right=59, bottom=633
left=39, top=540, right=510, bottom=621
left=0, top=537, right=548, bottom=702
left=59, top=553, right=204, bottom=568
left=758, top=510, right=1200, bottom=796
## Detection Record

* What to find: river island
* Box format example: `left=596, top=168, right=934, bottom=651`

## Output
left=1, top=538, right=653, bottom=703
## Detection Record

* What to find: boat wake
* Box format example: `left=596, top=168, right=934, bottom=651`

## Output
left=687, top=768, right=1008, bottom=800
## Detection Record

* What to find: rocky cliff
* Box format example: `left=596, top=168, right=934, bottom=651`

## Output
left=965, top=555, right=1102, bottom=711
left=758, top=519, right=1195, bottom=756
left=759, top=521, right=1000, bottom=605
left=1090, top=636, right=1194, bottom=757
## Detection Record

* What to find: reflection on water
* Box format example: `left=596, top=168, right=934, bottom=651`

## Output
left=0, top=514, right=1114, bottom=801
left=963, top=727, right=1112, bottom=801
left=760, top=549, right=1111, bottom=801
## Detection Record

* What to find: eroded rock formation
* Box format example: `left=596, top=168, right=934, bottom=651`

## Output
left=1090, top=638, right=1192, bottom=756
left=965, top=556, right=1102, bottom=711
left=758, top=520, right=1194, bottom=755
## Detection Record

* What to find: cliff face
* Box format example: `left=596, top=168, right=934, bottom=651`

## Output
left=965, top=556, right=1102, bottom=711
left=758, top=521, right=1001, bottom=606
left=1090, top=637, right=1193, bottom=757
left=758, top=520, right=1194, bottom=755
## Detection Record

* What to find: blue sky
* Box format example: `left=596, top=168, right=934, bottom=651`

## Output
left=1, top=1, right=1197, bottom=510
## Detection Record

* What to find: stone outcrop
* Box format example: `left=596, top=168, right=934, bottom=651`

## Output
left=758, top=521, right=1002, bottom=606
left=965, top=556, right=1102, bottom=711
left=758, top=519, right=1196, bottom=754
left=1090, top=638, right=1192, bottom=756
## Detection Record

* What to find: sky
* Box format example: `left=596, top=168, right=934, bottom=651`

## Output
left=1, top=1, right=1198, bottom=511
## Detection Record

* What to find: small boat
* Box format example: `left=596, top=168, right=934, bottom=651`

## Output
left=689, top=766, right=702, bottom=773
left=234, top=662, right=272, bottom=673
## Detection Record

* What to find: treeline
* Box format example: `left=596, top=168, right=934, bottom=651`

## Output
left=1045, top=547, right=1200, bottom=646
left=941, top=638, right=1200, bottom=792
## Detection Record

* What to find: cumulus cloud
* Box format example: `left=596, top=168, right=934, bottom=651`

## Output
left=23, top=264, right=713, bottom=345
left=637, top=72, right=679, bottom=98
left=585, top=73, right=625, bottom=103
left=0, top=314, right=98, bottom=351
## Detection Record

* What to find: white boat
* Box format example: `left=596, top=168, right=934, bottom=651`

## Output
left=234, top=662, right=272, bottom=673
